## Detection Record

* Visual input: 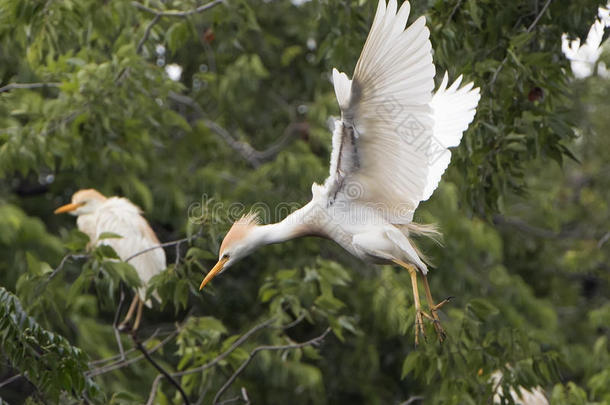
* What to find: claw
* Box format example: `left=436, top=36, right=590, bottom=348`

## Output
left=431, top=296, right=454, bottom=311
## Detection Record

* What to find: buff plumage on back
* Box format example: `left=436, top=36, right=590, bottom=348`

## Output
left=93, top=198, right=166, bottom=307
left=331, top=0, right=479, bottom=223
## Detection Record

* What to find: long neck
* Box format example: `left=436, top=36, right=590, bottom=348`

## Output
left=250, top=203, right=315, bottom=246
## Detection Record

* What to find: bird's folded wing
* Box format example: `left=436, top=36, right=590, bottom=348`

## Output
left=93, top=199, right=167, bottom=302
left=329, top=0, right=479, bottom=223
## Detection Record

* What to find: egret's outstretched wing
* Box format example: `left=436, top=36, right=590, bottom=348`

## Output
left=94, top=198, right=166, bottom=306
left=327, top=0, right=479, bottom=223
left=423, top=73, right=480, bottom=200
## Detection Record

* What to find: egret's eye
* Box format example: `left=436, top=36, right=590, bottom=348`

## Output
left=222, top=253, right=229, bottom=259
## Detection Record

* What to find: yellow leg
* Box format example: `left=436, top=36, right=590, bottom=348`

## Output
left=118, top=295, right=139, bottom=331
left=132, top=298, right=144, bottom=333
left=422, top=274, right=451, bottom=342
left=393, top=259, right=426, bottom=346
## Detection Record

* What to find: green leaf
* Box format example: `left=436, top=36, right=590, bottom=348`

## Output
left=98, top=232, right=123, bottom=240
left=467, top=298, right=500, bottom=320
left=103, top=261, right=142, bottom=288
left=0, top=286, right=98, bottom=401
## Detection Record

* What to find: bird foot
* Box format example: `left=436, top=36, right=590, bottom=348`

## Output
left=117, top=321, right=132, bottom=333
left=428, top=297, right=453, bottom=343
left=414, top=309, right=427, bottom=347
left=416, top=297, right=454, bottom=344
left=431, top=296, right=454, bottom=311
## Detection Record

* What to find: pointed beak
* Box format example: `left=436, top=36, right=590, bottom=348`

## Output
left=199, top=256, right=229, bottom=290
left=54, top=202, right=82, bottom=214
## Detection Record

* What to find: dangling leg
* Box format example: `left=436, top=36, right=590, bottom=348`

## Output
left=118, top=295, right=139, bottom=331
left=132, top=298, right=144, bottom=333
left=393, top=259, right=426, bottom=346
left=422, top=274, right=452, bottom=342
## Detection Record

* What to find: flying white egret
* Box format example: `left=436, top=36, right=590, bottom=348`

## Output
left=200, top=0, right=480, bottom=344
left=55, top=189, right=166, bottom=332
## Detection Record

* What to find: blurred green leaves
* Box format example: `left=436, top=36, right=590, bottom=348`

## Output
left=0, top=0, right=609, bottom=404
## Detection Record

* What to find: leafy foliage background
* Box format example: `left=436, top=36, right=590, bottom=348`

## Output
left=0, top=0, right=609, bottom=404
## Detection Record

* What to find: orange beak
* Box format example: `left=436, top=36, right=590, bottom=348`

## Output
left=54, top=202, right=83, bottom=214
left=199, top=256, right=229, bottom=290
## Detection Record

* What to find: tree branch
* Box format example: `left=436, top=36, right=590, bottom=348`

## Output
left=399, top=396, right=424, bottom=405
left=0, top=372, right=24, bottom=389
left=0, top=82, right=60, bottom=93
left=490, top=0, right=552, bottom=87
left=212, top=328, right=331, bottom=404
left=445, top=0, right=463, bottom=26
left=136, top=14, right=161, bottom=54
left=145, top=315, right=307, bottom=404
left=112, top=285, right=127, bottom=361
left=124, top=230, right=201, bottom=263
left=174, top=317, right=276, bottom=378
left=168, top=91, right=306, bottom=168
left=87, top=323, right=183, bottom=377
left=526, top=0, right=552, bottom=32
left=133, top=336, right=190, bottom=405
left=145, top=317, right=276, bottom=405
left=492, top=214, right=588, bottom=240
left=132, top=0, right=224, bottom=17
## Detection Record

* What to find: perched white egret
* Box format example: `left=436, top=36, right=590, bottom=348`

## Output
left=200, top=0, right=480, bottom=344
left=55, top=189, right=166, bottom=331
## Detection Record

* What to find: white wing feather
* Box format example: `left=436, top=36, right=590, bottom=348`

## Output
left=328, top=0, right=479, bottom=222
left=92, top=198, right=166, bottom=307
left=423, top=72, right=480, bottom=200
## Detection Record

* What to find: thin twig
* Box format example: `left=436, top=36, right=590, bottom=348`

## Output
left=216, top=397, right=241, bottom=405
left=34, top=253, right=88, bottom=298
left=87, top=328, right=162, bottom=367
left=145, top=316, right=308, bottom=404
left=146, top=375, right=165, bottom=405
left=125, top=230, right=201, bottom=263
left=49, top=253, right=88, bottom=281
left=173, top=317, right=276, bottom=378
left=136, top=14, right=161, bottom=53
left=280, top=313, right=306, bottom=330
left=240, top=387, right=250, bottom=404
left=490, top=0, right=553, bottom=87
left=399, top=396, right=424, bottom=405
left=87, top=324, right=183, bottom=377
left=112, top=285, right=127, bottom=361
left=168, top=92, right=305, bottom=168
left=134, top=336, right=190, bottom=405
left=213, top=328, right=331, bottom=404
left=445, top=0, right=463, bottom=26
left=0, top=82, right=60, bottom=93
left=146, top=317, right=276, bottom=405
left=526, top=0, right=552, bottom=32
left=132, top=0, right=224, bottom=17
left=0, top=373, right=23, bottom=389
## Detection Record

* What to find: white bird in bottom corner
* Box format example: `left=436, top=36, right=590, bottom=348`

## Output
left=491, top=370, right=549, bottom=405
left=199, top=0, right=480, bottom=345
left=55, top=188, right=166, bottom=332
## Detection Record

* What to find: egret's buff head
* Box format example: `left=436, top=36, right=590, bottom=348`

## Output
left=199, top=212, right=260, bottom=289
left=54, top=188, right=107, bottom=216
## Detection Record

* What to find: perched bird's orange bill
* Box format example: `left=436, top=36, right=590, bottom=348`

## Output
left=199, top=256, right=229, bottom=290
left=54, top=202, right=83, bottom=214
